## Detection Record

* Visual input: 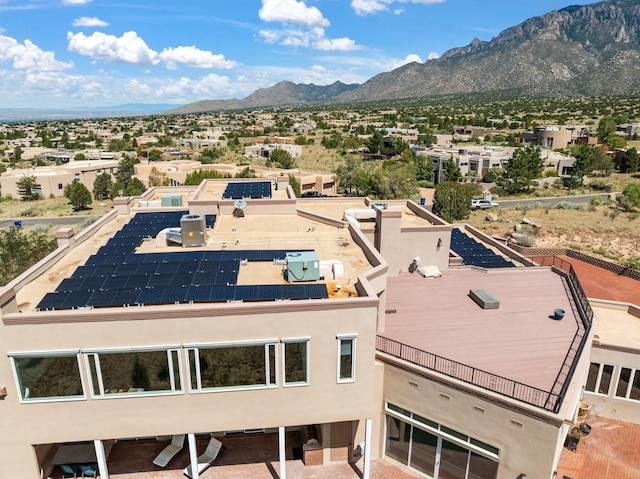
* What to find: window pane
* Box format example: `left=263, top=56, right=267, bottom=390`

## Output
left=441, top=425, right=469, bottom=442
left=585, top=362, right=599, bottom=392
left=170, top=350, right=181, bottom=392
left=198, top=345, right=267, bottom=389
left=14, top=356, right=83, bottom=400
left=468, top=451, right=499, bottom=479
left=438, top=439, right=469, bottom=479
left=284, top=341, right=308, bottom=384
left=410, top=427, right=437, bottom=476
left=98, top=351, right=173, bottom=394
left=413, top=413, right=439, bottom=430
left=268, top=344, right=277, bottom=386
left=469, top=438, right=500, bottom=457
left=87, top=354, right=101, bottom=396
left=616, top=368, right=631, bottom=398
left=385, top=416, right=409, bottom=465
left=188, top=349, right=198, bottom=391
left=600, top=364, right=614, bottom=395
left=339, top=339, right=354, bottom=380
left=388, top=403, right=411, bottom=417
left=630, top=370, right=640, bottom=401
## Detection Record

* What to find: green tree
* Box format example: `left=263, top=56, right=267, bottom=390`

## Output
left=592, top=146, right=613, bottom=176
left=617, top=182, right=640, bottom=211
left=567, top=144, right=596, bottom=188
left=364, top=130, right=385, bottom=156
left=443, top=157, right=463, bottom=182
left=432, top=181, right=472, bottom=223
left=93, top=173, right=113, bottom=200
left=615, top=147, right=639, bottom=173
left=16, top=175, right=40, bottom=200
left=115, top=154, right=140, bottom=185
left=64, top=181, right=92, bottom=211
left=597, top=115, right=617, bottom=142
left=289, top=174, right=301, bottom=197
left=13, top=146, right=23, bottom=162
left=0, top=226, right=57, bottom=286
left=268, top=149, right=296, bottom=169
left=147, top=149, right=162, bottom=161
left=183, top=169, right=226, bottom=186
left=414, top=153, right=434, bottom=183
left=74, top=153, right=86, bottom=161
left=124, top=177, right=146, bottom=196
left=235, top=167, right=256, bottom=178
left=496, top=144, right=544, bottom=194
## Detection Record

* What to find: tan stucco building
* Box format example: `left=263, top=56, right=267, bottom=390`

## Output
left=0, top=179, right=600, bottom=479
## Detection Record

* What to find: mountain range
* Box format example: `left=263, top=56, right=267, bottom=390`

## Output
left=168, top=0, right=640, bottom=115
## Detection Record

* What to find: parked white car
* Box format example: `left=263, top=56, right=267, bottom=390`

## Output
left=471, top=199, right=499, bottom=209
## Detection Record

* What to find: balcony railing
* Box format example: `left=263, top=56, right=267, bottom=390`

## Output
left=376, top=335, right=562, bottom=411
left=376, top=259, right=593, bottom=413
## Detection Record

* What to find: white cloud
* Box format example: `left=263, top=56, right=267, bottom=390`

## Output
left=259, top=27, right=361, bottom=52
left=427, top=51, right=440, bottom=60
left=388, top=53, right=422, bottom=69
left=73, top=17, right=109, bottom=27
left=159, top=46, right=239, bottom=70
left=0, top=35, right=74, bottom=72
left=62, top=0, right=93, bottom=5
left=351, top=0, right=445, bottom=16
left=259, top=0, right=330, bottom=28
left=67, top=31, right=159, bottom=65
left=313, top=37, right=360, bottom=52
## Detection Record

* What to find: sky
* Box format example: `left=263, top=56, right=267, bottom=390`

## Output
left=0, top=0, right=595, bottom=109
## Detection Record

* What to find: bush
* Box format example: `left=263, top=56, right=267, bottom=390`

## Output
left=588, top=180, right=613, bottom=192
left=555, top=202, right=585, bottom=211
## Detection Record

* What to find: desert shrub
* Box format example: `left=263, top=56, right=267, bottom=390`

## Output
left=588, top=180, right=613, bottom=192
left=555, top=202, right=585, bottom=211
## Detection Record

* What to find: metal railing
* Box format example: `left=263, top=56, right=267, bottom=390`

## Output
left=376, top=335, right=562, bottom=412
left=377, top=258, right=594, bottom=413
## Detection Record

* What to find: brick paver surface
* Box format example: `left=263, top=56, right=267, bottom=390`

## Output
left=556, top=417, right=640, bottom=479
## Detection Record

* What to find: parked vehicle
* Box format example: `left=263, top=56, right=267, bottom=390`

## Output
left=471, top=199, right=499, bottom=209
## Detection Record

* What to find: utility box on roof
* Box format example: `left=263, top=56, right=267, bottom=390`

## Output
left=286, top=251, right=320, bottom=282
left=180, top=214, right=206, bottom=247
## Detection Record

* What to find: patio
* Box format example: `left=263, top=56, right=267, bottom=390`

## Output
left=49, top=431, right=424, bottom=479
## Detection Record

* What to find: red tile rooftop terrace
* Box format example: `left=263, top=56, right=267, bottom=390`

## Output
left=382, top=267, right=584, bottom=399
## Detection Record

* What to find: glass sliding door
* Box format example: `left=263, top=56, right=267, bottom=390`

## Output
left=410, top=426, right=438, bottom=477
left=386, top=416, right=410, bottom=465
left=384, top=412, right=498, bottom=479
left=438, top=439, right=469, bottom=479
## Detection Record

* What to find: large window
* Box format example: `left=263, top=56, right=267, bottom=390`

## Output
left=85, top=348, right=182, bottom=398
left=337, top=335, right=356, bottom=383
left=282, top=339, right=309, bottom=386
left=11, top=352, right=84, bottom=402
left=385, top=403, right=499, bottom=479
left=615, top=367, right=640, bottom=401
left=187, top=342, right=277, bottom=392
left=585, top=362, right=615, bottom=395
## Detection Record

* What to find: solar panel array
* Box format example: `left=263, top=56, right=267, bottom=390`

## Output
left=36, top=211, right=327, bottom=311
left=450, top=228, right=515, bottom=269
left=222, top=181, right=272, bottom=199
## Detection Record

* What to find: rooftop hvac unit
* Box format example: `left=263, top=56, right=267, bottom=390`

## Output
left=161, top=194, right=183, bottom=207
left=180, top=214, right=206, bottom=247
left=285, top=251, right=320, bottom=282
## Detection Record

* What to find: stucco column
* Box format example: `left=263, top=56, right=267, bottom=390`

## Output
left=188, top=433, right=199, bottom=479
left=279, top=426, right=287, bottom=479
left=93, top=439, right=109, bottom=479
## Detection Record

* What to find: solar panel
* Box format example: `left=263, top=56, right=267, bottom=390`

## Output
left=36, top=292, right=69, bottom=310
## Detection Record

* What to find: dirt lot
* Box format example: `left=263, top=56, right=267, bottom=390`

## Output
left=466, top=201, right=640, bottom=262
